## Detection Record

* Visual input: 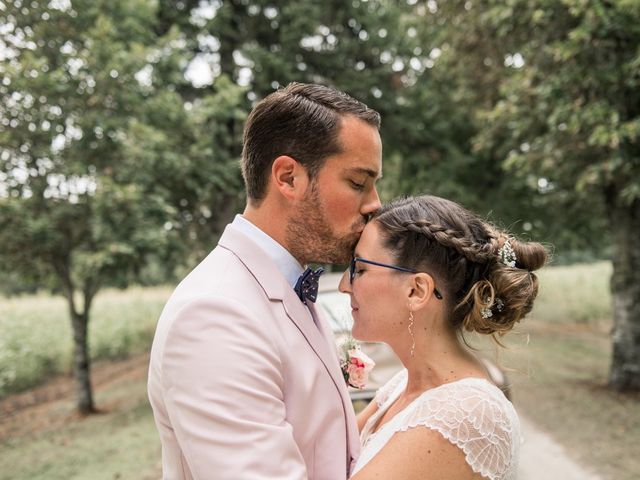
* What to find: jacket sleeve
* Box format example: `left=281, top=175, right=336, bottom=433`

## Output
left=161, top=296, right=307, bottom=480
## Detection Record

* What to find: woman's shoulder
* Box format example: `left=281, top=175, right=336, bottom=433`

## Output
left=404, top=377, right=519, bottom=426
left=399, top=378, right=520, bottom=480
left=405, top=377, right=520, bottom=441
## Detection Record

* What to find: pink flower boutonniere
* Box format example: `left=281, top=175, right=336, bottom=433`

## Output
left=339, top=338, right=375, bottom=390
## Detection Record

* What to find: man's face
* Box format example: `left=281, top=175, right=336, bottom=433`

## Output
left=287, top=115, right=382, bottom=265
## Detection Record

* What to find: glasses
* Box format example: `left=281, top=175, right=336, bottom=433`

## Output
left=349, top=256, right=443, bottom=300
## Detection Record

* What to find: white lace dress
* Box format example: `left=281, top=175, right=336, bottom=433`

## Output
left=352, top=369, right=520, bottom=479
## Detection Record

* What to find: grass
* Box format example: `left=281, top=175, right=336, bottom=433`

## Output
left=0, top=286, right=172, bottom=397
left=0, top=356, right=161, bottom=480
left=529, top=261, right=613, bottom=326
left=1, top=262, right=639, bottom=479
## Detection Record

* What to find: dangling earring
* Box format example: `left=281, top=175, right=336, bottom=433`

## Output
left=408, top=304, right=415, bottom=358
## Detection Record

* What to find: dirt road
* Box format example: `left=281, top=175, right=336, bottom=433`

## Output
left=518, top=415, right=603, bottom=480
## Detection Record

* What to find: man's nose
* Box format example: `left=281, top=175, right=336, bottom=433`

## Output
left=362, top=186, right=381, bottom=218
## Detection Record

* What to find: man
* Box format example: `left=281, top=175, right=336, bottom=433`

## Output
left=148, top=82, right=382, bottom=479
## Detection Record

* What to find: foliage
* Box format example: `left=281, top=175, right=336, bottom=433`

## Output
left=0, top=0, right=246, bottom=291
left=460, top=0, right=640, bottom=205
left=195, top=0, right=613, bottom=256
left=2, top=0, right=639, bottom=405
left=0, top=0, right=246, bottom=410
left=430, top=0, right=640, bottom=390
left=0, top=261, right=612, bottom=398
left=2, top=0, right=621, bottom=289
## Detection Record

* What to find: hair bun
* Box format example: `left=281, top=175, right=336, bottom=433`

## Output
left=508, top=237, right=547, bottom=272
left=461, top=236, right=549, bottom=336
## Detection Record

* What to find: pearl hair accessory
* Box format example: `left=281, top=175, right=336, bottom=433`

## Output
left=498, top=239, right=517, bottom=268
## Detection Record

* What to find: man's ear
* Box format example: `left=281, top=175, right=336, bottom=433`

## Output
left=271, top=155, right=309, bottom=200
left=408, top=273, right=439, bottom=309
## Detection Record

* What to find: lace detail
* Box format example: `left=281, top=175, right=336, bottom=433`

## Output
left=398, top=379, right=519, bottom=480
left=355, top=372, right=520, bottom=480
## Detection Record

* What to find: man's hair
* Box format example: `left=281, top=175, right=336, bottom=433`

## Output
left=241, top=82, right=381, bottom=203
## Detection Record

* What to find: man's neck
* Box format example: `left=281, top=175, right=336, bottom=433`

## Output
left=243, top=202, right=296, bottom=262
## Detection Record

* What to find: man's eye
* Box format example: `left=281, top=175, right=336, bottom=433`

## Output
left=350, top=181, right=365, bottom=191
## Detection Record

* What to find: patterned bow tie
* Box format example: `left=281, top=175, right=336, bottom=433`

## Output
left=294, top=267, right=324, bottom=304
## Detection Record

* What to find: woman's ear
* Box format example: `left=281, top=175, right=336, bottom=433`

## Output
left=271, top=155, right=309, bottom=200
left=408, top=273, right=439, bottom=309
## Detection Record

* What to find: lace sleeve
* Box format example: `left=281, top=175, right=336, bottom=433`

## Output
left=396, top=380, right=520, bottom=480
left=374, top=369, right=407, bottom=408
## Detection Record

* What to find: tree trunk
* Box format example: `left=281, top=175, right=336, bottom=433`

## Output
left=71, top=310, right=95, bottom=413
left=607, top=192, right=640, bottom=391
left=54, top=257, right=98, bottom=413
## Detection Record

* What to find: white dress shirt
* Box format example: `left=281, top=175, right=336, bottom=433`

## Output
left=233, top=215, right=319, bottom=326
left=232, top=214, right=306, bottom=289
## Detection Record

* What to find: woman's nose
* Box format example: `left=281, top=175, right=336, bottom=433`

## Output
left=338, top=269, right=351, bottom=293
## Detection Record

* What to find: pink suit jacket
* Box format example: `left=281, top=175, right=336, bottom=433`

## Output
left=148, top=223, right=360, bottom=479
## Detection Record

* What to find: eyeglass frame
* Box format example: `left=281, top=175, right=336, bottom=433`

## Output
left=349, top=256, right=444, bottom=300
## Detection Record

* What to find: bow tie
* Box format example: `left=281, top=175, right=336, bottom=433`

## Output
left=294, top=267, right=324, bottom=304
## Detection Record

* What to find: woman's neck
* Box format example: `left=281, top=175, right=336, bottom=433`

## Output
left=396, top=322, right=486, bottom=396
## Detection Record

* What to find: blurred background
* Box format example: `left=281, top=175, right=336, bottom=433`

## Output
left=0, top=0, right=638, bottom=479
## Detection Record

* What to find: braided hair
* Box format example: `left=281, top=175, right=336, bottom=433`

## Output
left=373, top=195, right=548, bottom=336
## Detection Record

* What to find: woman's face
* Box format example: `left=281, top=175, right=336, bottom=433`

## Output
left=339, top=221, right=411, bottom=343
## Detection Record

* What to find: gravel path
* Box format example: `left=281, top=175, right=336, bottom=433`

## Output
left=518, top=415, right=603, bottom=480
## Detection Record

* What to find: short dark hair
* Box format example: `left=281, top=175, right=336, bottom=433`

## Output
left=241, top=82, right=381, bottom=203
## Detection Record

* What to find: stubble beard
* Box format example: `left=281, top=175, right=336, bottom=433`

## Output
left=286, top=184, right=361, bottom=265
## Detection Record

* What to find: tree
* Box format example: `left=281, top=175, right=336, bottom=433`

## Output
left=156, top=0, right=590, bottom=253
left=434, top=0, right=640, bottom=390
left=0, top=0, right=245, bottom=412
left=205, top=0, right=607, bottom=256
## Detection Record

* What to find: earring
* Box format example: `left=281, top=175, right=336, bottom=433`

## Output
left=408, top=305, right=415, bottom=358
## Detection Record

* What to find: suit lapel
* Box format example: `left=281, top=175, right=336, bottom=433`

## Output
left=218, top=224, right=360, bottom=468
left=308, top=302, right=361, bottom=468
left=280, top=291, right=350, bottom=410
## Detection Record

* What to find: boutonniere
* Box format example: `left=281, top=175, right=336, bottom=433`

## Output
left=339, top=338, right=375, bottom=390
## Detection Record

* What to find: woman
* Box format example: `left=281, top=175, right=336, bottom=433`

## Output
left=339, top=195, right=548, bottom=480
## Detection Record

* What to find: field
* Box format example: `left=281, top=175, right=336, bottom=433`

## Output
left=1, top=262, right=639, bottom=479
left=0, top=286, right=172, bottom=396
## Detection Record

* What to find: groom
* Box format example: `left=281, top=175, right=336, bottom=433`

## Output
left=148, top=82, right=382, bottom=479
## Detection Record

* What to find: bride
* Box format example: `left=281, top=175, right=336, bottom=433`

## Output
left=339, top=195, right=548, bottom=480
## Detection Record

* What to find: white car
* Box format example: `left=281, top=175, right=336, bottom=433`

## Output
left=317, top=272, right=511, bottom=402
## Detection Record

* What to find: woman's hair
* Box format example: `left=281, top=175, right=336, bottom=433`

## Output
left=373, top=195, right=548, bottom=336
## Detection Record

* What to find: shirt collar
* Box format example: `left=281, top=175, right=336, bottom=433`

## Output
left=232, top=214, right=305, bottom=289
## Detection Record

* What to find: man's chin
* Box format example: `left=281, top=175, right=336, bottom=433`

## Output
left=304, top=233, right=359, bottom=265
left=332, top=238, right=359, bottom=264
left=308, top=245, right=352, bottom=265
left=309, top=251, right=350, bottom=266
